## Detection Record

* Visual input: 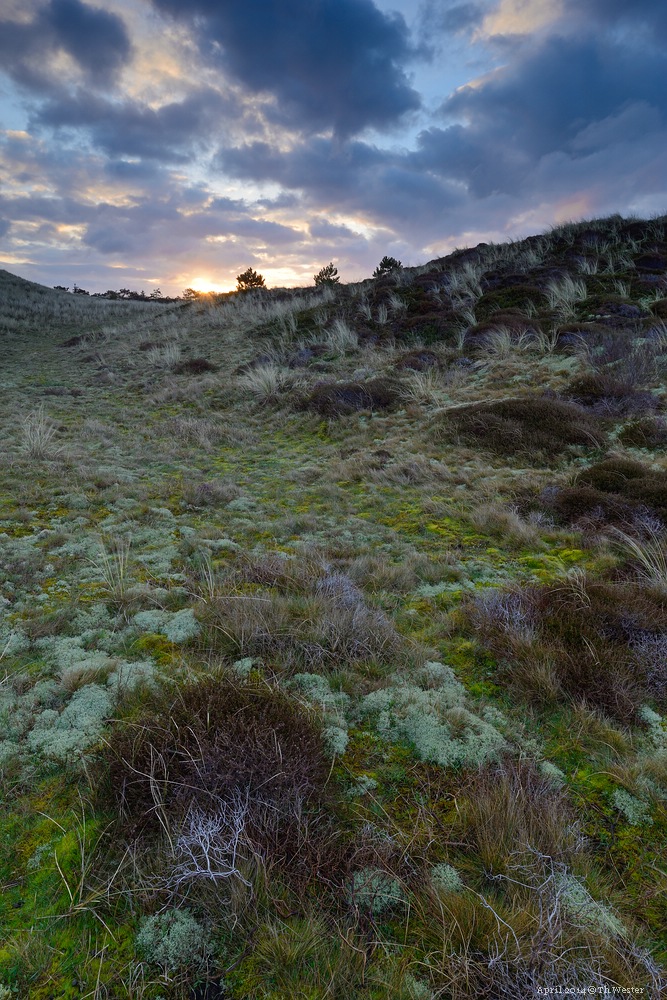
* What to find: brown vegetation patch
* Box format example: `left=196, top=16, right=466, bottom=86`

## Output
left=469, top=309, right=539, bottom=337
left=534, top=458, right=667, bottom=530
left=394, top=348, right=442, bottom=370
left=583, top=295, right=644, bottom=320
left=197, top=569, right=405, bottom=672
left=470, top=579, right=667, bottom=721
left=287, top=344, right=328, bottom=367
left=173, top=357, right=218, bottom=375
left=576, top=458, right=667, bottom=520
left=635, top=253, right=667, bottom=273
left=619, top=416, right=667, bottom=448
left=458, top=757, right=580, bottom=869
left=302, top=378, right=401, bottom=416
left=475, top=284, right=545, bottom=318
left=565, top=373, right=659, bottom=416
left=106, top=678, right=328, bottom=827
left=438, top=396, right=606, bottom=460
left=649, top=298, right=667, bottom=319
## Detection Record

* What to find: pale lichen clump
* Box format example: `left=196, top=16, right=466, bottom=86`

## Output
left=359, top=661, right=506, bottom=768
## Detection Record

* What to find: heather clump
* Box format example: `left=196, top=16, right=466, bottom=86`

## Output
left=470, top=577, right=667, bottom=720
left=437, top=396, right=606, bottom=460
left=302, top=377, right=401, bottom=415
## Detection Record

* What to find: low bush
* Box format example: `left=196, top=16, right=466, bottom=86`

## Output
left=475, top=284, right=545, bottom=318
left=545, top=484, right=637, bottom=530
left=172, top=357, right=218, bottom=375
left=619, top=416, right=667, bottom=448
left=100, top=675, right=344, bottom=893
left=470, top=578, right=667, bottom=721
left=565, top=373, right=658, bottom=416
left=576, top=459, right=667, bottom=521
left=534, top=458, right=667, bottom=532
left=394, top=348, right=441, bottom=371
left=182, top=477, right=241, bottom=507
left=302, top=378, right=401, bottom=416
left=104, top=676, right=328, bottom=832
left=198, top=570, right=405, bottom=672
left=438, top=396, right=606, bottom=460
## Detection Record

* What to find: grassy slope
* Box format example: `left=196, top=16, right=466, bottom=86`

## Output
left=1, top=216, right=667, bottom=998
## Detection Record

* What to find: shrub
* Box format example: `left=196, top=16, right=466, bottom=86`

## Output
left=199, top=571, right=404, bottom=671
left=565, top=373, right=658, bottom=416
left=314, top=262, right=340, bottom=286
left=104, top=677, right=330, bottom=850
left=576, top=459, right=667, bottom=521
left=172, top=357, right=218, bottom=375
left=182, top=478, right=241, bottom=507
left=236, top=267, right=265, bottom=291
left=619, top=416, right=667, bottom=448
left=545, top=484, right=635, bottom=531
left=373, top=256, right=402, bottom=278
left=470, top=578, right=667, bottom=721
left=302, top=378, right=401, bottom=416
left=439, top=396, right=606, bottom=460
left=394, top=349, right=440, bottom=371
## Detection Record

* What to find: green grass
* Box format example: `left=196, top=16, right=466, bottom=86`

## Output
left=1, top=216, right=667, bottom=996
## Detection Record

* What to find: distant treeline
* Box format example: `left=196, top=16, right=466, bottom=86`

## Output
left=52, top=284, right=194, bottom=303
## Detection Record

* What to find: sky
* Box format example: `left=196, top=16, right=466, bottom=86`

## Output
left=1, top=0, right=666, bottom=295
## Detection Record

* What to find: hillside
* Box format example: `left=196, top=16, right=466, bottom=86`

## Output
left=1, top=214, right=667, bottom=998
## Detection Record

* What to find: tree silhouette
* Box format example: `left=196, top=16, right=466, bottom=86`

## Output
left=314, top=262, right=340, bottom=286
left=373, top=256, right=402, bottom=277
left=236, top=268, right=265, bottom=291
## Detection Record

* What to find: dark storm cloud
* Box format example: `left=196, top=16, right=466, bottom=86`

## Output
left=432, top=32, right=667, bottom=178
left=150, top=0, right=421, bottom=135
left=563, top=0, right=667, bottom=40
left=34, top=89, right=224, bottom=161
left=0, top=0, right=131, bottom=91
left=215, top=5, right=667, bottom=243
left=219, top=135, right=464, bottom=238
left=219, top=138, right=387, bottom=198
left=80, top=192, right=304, bottom=256
left=444, top=35, right=666, bottom=146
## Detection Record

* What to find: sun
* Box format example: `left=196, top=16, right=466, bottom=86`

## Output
left=188, top=276, right=233, bottom=293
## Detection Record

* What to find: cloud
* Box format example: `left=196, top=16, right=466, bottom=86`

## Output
left=150, top=0, right=421, bottom=135
left=564, top=0, right=667, bottom=41
left=218, top=134, right=465, bottom=240
left=0, top=0, right=131, bottom=91
left=441, top=34, right=667, bottom=159
left=34, top=88, right=225, bottom=160
left=419, top=0, right=489, bottom=36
